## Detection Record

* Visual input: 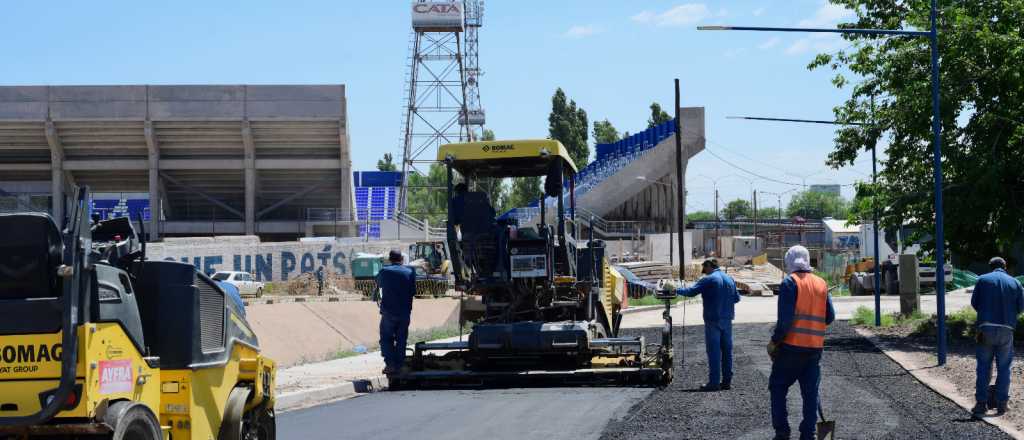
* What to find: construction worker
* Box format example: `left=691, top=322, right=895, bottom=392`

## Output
left=377, top=249, right=417, bottom=375
left=674, top=258, right=741, bottom=391
left=970, top=257, right=1024, bottom=418
left=768, top=245, right=836, bottom=440
left=315, top=265, right=325, bottom=296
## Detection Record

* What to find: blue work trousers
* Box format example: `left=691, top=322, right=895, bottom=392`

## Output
left=769, top=348, right=822, bottom=440
left=976, top=326, right=1015, bottom=404
left=379, top=313, right=410, bottom=371
left=703, top=320, right=734, bottom=386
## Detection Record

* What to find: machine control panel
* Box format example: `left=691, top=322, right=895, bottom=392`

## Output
left=510, top=254, right=547, bottom=278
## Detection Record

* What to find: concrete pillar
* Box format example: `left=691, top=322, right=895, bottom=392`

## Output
left=242, top=120, right=256, bottom=235
left=898, top=253, right=921, bottom=315
left=44, top=121, right=63, bottom=225
left=144, top=121, right=161, bottom=241
left=338, top=113, right=354, bottom=228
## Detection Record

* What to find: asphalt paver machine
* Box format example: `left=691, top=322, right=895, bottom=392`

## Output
left=390, top=140, right=673, bottom=388
left=0, top=187, right=276, bottom=440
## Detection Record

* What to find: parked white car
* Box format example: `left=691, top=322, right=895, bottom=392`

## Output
left=211, top=271, right=265, bottom=298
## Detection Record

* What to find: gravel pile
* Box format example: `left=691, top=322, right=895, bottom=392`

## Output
left=601, top=321, right=1010, bottom=439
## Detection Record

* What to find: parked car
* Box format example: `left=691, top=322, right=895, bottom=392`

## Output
left=211, top=270, right=265, bottom=298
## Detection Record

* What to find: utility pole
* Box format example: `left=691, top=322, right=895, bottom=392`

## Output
left=674, top=79, right=686, bottom=280
left=714, top=189, right=720, bottom=257
left=753, top=190, right=758, bottom=241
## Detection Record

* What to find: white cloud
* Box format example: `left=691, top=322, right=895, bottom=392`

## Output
left=752, top=7, right=766, bottom=16
left=758, top=37, right=781, bottom=50
left=564, top=25, right=601, bottom=39
left=797, top=3, right=855, bottom=28
left=632, top=4, right=712, bottom=27
left=781, top=2, right=855, bottom=55
left=785, top=33, right=846, bottom=55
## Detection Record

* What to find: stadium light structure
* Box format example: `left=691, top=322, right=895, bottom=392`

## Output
left=698, top=0, right=949, bottom=364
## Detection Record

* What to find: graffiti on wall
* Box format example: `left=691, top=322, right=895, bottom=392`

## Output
left=150, top=239, right=402, bottom=282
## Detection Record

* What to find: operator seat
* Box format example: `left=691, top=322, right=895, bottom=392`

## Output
left=457, top=191, right=499, bottom=278
left=0, top=213, right=62, bottom=299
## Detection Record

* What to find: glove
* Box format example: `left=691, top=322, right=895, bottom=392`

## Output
left=767, top=341, right=779, bottom=361
left=660, top=280, right=679, bottom=292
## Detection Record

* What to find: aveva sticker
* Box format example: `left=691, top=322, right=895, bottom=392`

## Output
left=98, top=360, right=133, bottom=394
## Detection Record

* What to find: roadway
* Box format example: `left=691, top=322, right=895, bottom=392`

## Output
left=277, top=291, right=978, bottom=440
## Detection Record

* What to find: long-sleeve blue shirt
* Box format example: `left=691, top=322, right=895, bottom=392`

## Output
left=772, top=271, right=836, bottom=350
left=676, top=269, right=741, bottom=322
left=971, top=268, right=1024, bottom=329
left=377, top=264, right=417, bottom=320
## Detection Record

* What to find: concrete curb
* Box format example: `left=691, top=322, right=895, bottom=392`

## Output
left=276, top=375, right=389, bottom=413
left=854, top=327, right=1024, bottom=440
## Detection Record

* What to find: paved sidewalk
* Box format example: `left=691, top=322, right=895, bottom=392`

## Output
left=601, top=321, right=1010, bottom=439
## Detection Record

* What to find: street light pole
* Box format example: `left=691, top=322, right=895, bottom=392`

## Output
left=700, top=0, right=947, bottom=363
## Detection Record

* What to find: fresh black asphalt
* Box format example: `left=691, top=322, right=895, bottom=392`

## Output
left=601, top=321, right=1011, bottom=439
left=278, top=321, right=1010, bottom=440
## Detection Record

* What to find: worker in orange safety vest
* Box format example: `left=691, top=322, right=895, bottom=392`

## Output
left=767, top=245, right=836, bottom=440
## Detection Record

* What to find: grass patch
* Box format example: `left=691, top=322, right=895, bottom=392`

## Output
left=850, top=305, right=928, bottom=328
left=912, top=307, right=978, bottom=339
left=261, top=282, right=276, bottom=295
left=630, top=295, right=682, bottom=306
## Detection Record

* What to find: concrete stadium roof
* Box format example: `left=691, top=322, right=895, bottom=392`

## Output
left=0, top=85, right=354, bottom=239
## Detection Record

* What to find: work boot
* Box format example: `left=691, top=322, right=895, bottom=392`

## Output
left=771, top=432, right=790, bottom=440
left=720, top=382, right=732, bottom=391
left=996, top=401, right=1009, bottom=416
left=698, top=383, right=721, bottom=392
left=972, top=402, right=988, bottom=419
left=382, top=366, right=396, bottom=376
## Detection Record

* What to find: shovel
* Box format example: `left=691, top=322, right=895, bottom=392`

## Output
left=817, top=400, right=836, bottom=440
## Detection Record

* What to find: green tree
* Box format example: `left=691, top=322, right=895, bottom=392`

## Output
left=758, top=207, right=782, bottom=220
left=723, top=199, right=752, bottom=220
left=687, top=211, right=717, bottom=222
left=809, top=0, right=1024, bottom=263
left=592, top=119, right=621, bottom=144
left=549, top=88, right=589, bottom=168
left=405, top=164, right=448, bottom=224
left=785, top=191, right=849, bottom=220
left=509, top=177, right=541, bottom=210
left=647, top=102, right=672, bottom=128
left=477, top=128, right=509, bottom=213
left=376, top=153, right=397, bottom=171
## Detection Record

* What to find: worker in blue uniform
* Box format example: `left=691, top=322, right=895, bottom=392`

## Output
left=971, top=257, right=1024, bottom=418
left=376, top=249, right=417, bottom=376
left=675, top=259, right=741, bottom=391
left=768, top=245, right=836, bottom=440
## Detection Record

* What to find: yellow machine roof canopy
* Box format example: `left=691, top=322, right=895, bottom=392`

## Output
left=437, top=139, right=578, bottom=177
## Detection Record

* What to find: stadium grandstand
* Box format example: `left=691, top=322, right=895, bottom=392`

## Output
left=0, top=85, right=353, bottom=241
left=503, top=107, right=705, bottom=237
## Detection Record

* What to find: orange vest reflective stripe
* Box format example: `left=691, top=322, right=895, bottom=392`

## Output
left=782, top=272, right=829, bottom=349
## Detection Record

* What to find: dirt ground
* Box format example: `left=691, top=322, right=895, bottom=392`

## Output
left=864, top=324, right=1024, bottom=434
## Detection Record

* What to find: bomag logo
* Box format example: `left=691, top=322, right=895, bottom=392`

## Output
left=483, top=144, right=514, bottom=153
left=0, top=344, right=63, bottom=364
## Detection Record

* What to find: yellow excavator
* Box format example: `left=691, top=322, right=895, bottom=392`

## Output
left=390, top=139, right=673, bottom=389
left=0, top=187, right=276, bottom=440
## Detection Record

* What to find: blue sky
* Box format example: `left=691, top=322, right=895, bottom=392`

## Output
left=0, top=0, right=876, bottom=212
